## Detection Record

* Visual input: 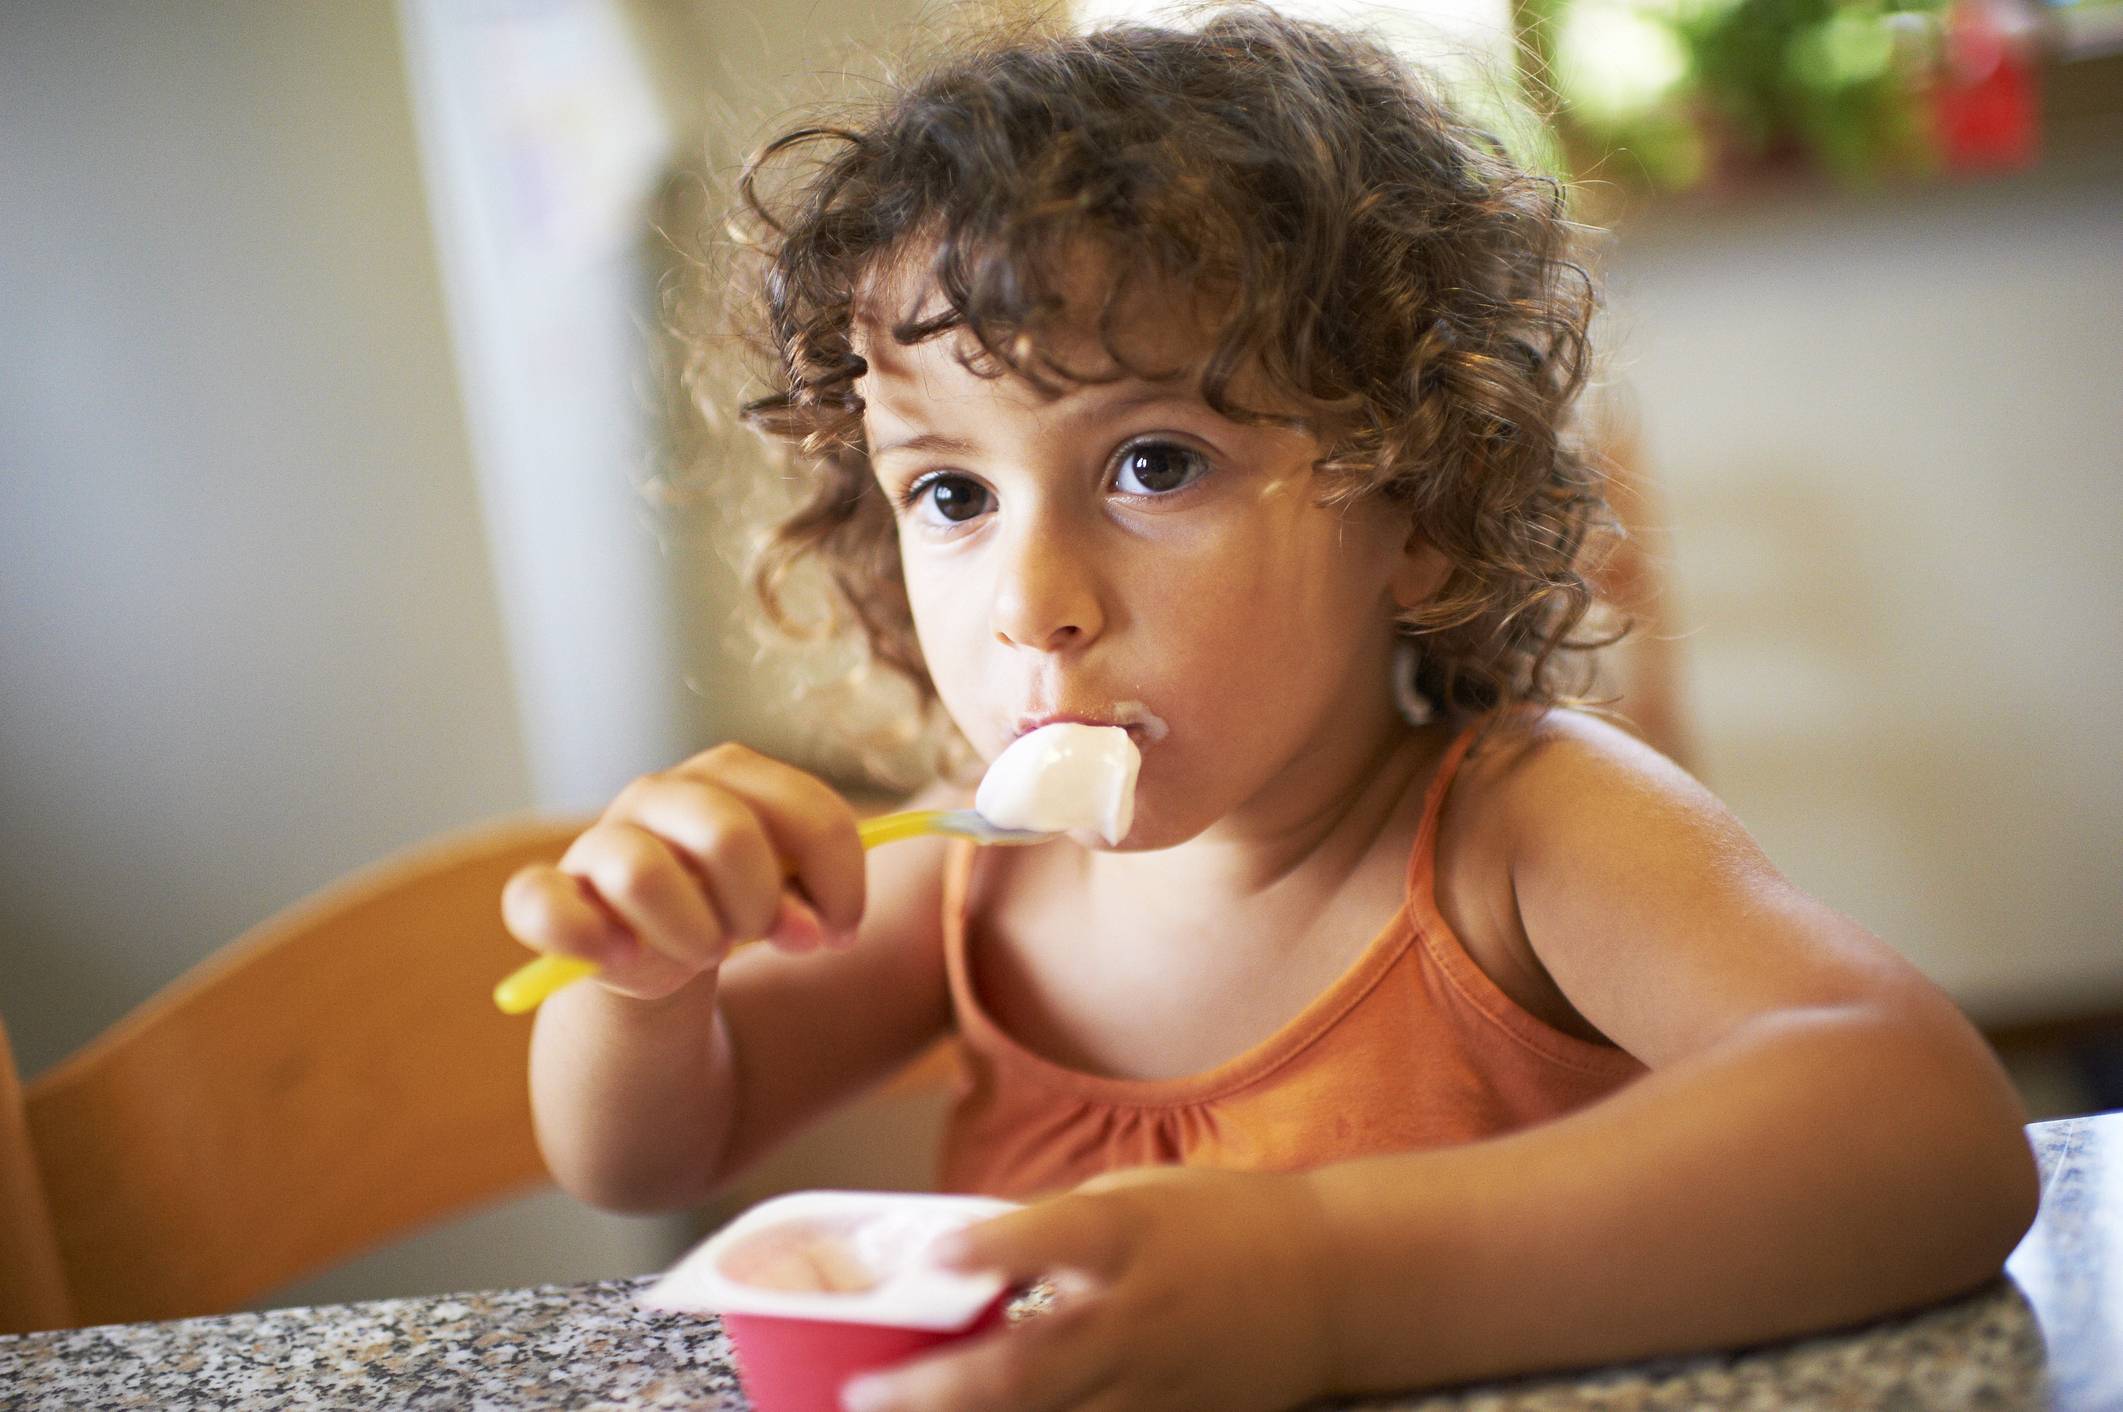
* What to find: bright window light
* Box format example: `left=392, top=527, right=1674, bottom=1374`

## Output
left=1065, top=0, right=1552, bottom=170
left=1069, top=0, right=1521, bottom=82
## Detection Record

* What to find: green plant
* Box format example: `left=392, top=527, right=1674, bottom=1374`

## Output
left=1523, top=0, right=1951, bottom=187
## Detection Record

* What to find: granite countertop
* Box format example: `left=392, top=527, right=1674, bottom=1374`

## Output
left=2, top=1114, right=2113, bottom=1411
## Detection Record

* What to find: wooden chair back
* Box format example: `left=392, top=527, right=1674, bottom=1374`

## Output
left=0, top=817, right=581, bottom=1333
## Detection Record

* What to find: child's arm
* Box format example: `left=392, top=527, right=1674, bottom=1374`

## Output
left=843, top=715, right=2039, bottom=1412
left=509, top=745, right=957, bottom=1212
left=1295, top=713, right=2039, bottom=1391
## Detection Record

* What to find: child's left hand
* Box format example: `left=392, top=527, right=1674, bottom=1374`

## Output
left=840, top=1165, right=1334, bottom=1412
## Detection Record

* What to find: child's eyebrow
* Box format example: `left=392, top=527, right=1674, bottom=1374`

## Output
left=869, top=386, right=1205, bottom=462
left=873, top=431, right=979, bottom=461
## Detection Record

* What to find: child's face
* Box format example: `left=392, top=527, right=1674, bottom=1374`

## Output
left=854, top=256, right=1430, bottom=850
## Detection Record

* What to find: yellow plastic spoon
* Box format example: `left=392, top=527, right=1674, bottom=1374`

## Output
left=491, top=808, right=1050, bottom=1015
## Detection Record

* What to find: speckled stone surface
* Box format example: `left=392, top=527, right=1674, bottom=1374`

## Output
left=2, top=1116, right=2112, bottom=1411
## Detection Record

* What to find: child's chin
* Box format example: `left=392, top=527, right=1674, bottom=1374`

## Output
left=1071, top=813, right=1193, bottom=853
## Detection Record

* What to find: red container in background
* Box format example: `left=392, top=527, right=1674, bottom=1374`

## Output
left=642, top=1190, right=1020, bottom=1412
left=1935, top=0, right=2042, bottom=170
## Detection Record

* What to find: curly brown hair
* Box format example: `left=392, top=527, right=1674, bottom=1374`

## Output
left=708, top=0, right=1616, bottom=738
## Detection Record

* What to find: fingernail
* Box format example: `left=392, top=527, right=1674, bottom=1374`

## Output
left=769, top=893, right=824, bottom=949
left=840, top=1374, right=893, bottom=1412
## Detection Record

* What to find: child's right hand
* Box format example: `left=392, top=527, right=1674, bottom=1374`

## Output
left=501, top=744, right=868, bottom=1002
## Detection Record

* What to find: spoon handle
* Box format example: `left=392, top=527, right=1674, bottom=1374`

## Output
left=491, top=808, right=1029, bottom=1015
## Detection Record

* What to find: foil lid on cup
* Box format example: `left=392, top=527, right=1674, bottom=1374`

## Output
left=643, top=1190, right=1019, bottom=1332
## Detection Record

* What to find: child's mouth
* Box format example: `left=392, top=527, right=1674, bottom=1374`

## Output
left=1012, top=703, right=1168, bottom=745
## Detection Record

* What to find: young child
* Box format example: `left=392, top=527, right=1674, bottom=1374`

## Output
left=504, top=7, right=2039, bottom=1409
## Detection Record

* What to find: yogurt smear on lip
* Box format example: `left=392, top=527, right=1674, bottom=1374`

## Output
left=1111, top=701, right=1169, bottom=742
left=976, top=721, right=1143, bottom=845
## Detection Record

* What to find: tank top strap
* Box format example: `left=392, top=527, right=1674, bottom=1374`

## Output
left=942, top=834, right=980, bottom=937
left=1404, top=716, right=1488, bottom=903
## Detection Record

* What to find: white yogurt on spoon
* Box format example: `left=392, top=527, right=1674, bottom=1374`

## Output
left=974, top=723, right=1141, bottom=845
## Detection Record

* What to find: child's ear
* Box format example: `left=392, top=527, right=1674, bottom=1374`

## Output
left=1388, top=533, right=1451, bottom=612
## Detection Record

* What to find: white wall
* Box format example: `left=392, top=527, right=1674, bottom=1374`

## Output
left=0, top=0, right=679, bottom=1306
left=0, top=1, right=531, bottom=1071
left=1599, top=156, right=2123, bottom=1024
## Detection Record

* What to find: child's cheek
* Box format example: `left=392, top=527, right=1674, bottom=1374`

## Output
left=900, top=552, right=969, bottom=643
left=902, top=568, right=999, bottom=738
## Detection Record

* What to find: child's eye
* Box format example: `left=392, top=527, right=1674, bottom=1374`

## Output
left=1113, top=440, right=1210, bottom=496
left=904, top=471, right=993, bottom=527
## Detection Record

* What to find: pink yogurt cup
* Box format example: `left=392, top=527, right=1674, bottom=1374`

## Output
left=641, top=1190, right=1019, bottom=1412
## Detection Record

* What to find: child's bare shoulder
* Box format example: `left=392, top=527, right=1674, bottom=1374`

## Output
left=1450, top=706, right=1722, bottom=856
left=1429, top=707, right=1759, bottom=1043
left=1447, top=703, right=1783, bottom=915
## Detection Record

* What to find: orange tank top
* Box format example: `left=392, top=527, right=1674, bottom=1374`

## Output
left=936, top=720, right=1646, bottom=1198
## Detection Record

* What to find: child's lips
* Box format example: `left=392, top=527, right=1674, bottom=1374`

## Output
left=1012, top=708, right=1161, bottom=744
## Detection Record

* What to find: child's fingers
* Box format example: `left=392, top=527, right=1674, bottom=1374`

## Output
left=561, top=822, right=730, bottom=972
left=762, top=890, right=833, bottom=954
left=667, top=744, right=867, bottom=937
left=501, top=863, right=633, bottom=965
left=932, top=1193, right=1132, bottom=1286
left=590, top=941, right=704, bottom=1001
left=606, top=774, right=786, bottom=943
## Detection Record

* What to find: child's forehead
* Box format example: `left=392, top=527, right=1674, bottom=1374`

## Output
left=849, top=240, right=1225, bottom=398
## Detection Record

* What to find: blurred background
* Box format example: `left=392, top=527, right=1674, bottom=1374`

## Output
left=4, top=0, right=2119, bottom=1311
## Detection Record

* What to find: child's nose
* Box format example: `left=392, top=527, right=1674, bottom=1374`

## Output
left=989, top=523, right=1105, bottom=654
